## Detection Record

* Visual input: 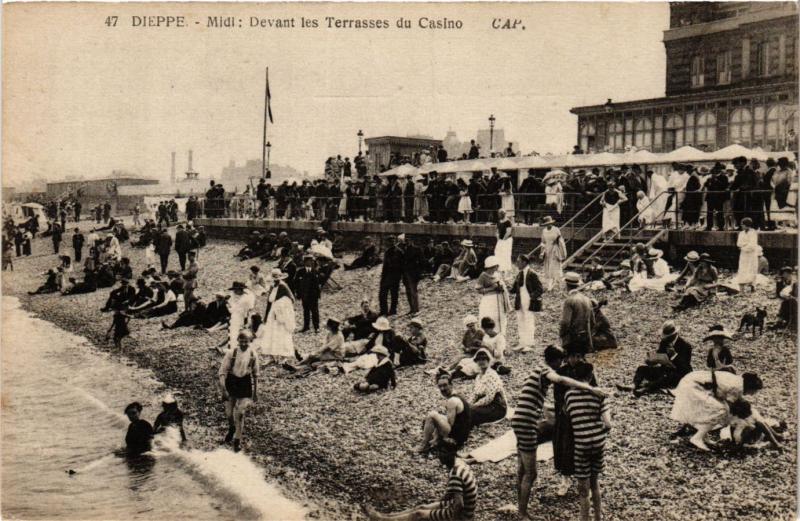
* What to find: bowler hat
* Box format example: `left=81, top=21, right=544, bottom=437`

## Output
left=229, top=281, right=247, bottom=291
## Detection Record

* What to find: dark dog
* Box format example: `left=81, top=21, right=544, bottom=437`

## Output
left=739, top=307, right=767, bottom=336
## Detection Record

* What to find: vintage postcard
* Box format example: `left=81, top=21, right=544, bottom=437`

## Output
left=2, top=2, right=798, bottom=520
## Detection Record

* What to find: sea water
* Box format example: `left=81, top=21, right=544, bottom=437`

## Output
left=1, top=296, right=308, bottom=520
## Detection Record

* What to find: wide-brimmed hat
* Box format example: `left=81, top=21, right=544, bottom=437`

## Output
left=661, top=320, right=680, bottom=340
left=563, top=271, right=582, bottom=285
left=462, top=314, right=478, bottom=327
left=162, top=393, right=176, bottom=405
left=699, top=253, right=715, bottom=264
left=372, top=316, right=392, bottom=331
left=684, top=251, right=700, bottom=262
left=647, top=248, right=663, bottom=260
left=229, top=281, right=247, bottom=291
left=541, top=216, right=555, bottom=226
left=473, top=348, right=493, bottom=362
left=484, top=256, right=499, bottom=269
left=409, top=318, right=423, bottom=329
left=372, top=345, right=390, bottom=357
left=270, top=268, right=289, bottom=280
left=461, top=239, right=474, bottom=247
left=704, top=325, right=732, bottom=342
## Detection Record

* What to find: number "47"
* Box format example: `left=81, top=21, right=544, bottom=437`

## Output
left=104, top=16, right=118, bottom=27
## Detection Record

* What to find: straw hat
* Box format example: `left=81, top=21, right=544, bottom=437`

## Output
left=484, top=256, right=499, bottom=269
left=541, top=216, right=556, bottom=226
left=684, top=251, right=700, bottom=262
left=647, top=248, right=663, bottom=260
left=563, top=271, right=582, bottom=285
left=461, top=239, right=474, bottom=247
left=162, top=393, right=176, bottom=405
left=372, top=316, right=392, bottom=331
left=372, top=345, right=390, bottom=357
left=661, top=320, right=680, bottom=340
left=620, top=259, right=631, bottom=268
left=703, top=325, right=732, bottom=342
left=269, top=268, right=289, bottom=280
left=462, top=314, right=478, bottom=327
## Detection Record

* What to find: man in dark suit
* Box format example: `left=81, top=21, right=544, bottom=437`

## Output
left=731, top=155, right=757, bottom=228
left=631, top=321, right=692, bottom=396
left=704, top=165, right=729, bottom=230
left=344, top=236, right=379, bottom=271
left=174, top=224, right=192, bottom=270
left=51, top=222, right=63, bottom=254
left=518, top=170, right=541, bottom=225
left=294, top=255, right=325, bottom=333
left=343, top=300, right=379, bottom=340
left=156, top=227, right=173, bottom=274
left=403, top=176, right=415, bottom=222
left=72, top=228, right=85, bottom=263
left=379, top=235, right=404, bottom=316
left=399, top=235, right=421, bottom=315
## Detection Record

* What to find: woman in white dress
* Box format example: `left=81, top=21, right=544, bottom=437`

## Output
left=476, top=256, right=510, bottom=335
left=544, top=179, right=563, bottom=215
left=733, top=217, right=759, bottom=291
left=494, top=210, right=514, bottom=273
left=600, top=185, right=628, bottom=241
left=414, top=177, right=429, bottom=222
left=636, top=191, right=656, bottom=227
left=499, top=174, right=515, bottom=219
left=511, top=254, right=542, bottom=352
left=456, top=179, right=473, bottom=222
left=539, top=216, right=566, bottom=291
left=670, top=370, right=763, bottom=451
left=257, top=269, right=298, bottom=362
left=647, top=170, right=669, bottom=224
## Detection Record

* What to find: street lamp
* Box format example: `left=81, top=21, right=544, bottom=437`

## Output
left=488, top=114, right=496, bottom=153
left=357, top=129, right=364, bottom=153
left=265, top=141, right=271, bottom=177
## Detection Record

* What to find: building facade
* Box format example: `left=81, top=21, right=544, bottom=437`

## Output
left=571, top=2, right=799, bottom=154
left=364, top=136, right=442, bottom=175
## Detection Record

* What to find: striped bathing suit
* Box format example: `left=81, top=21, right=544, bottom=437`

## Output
left=429, top=460, right=477, bottom=520
left=564, top=389, right=610, bottom=479
left=511, top=365, right=553, bottom=452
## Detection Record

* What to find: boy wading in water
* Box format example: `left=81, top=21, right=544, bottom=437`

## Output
left=218, top=331, right=259, bottom=452
left=565, top=362, right=611, bottom=521
left=364, top=439, right=476, bottom=521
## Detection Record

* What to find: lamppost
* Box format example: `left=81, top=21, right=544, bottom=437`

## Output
left=265, top=141, right=271, bottom=177
left=357, top=129, right=364, bottom=153
left=488, top=114, right=496, bottom=153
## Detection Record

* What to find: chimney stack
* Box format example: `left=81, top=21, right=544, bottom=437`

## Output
left=170, top=152, right=176, bottom=184
left=188, top=149, right=193, bottom=172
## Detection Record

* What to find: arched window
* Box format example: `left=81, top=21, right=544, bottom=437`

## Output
left=753, top=106, right=766, bottom=145
left=580, top=122, right=596, bottom=153
left=729, top=108, right=752, bottom=146
left=607, top=120, right=623, bottom=151
left=695, top=111, right=717, bottom=147
left=664, top=115, right=684, bottom=150
left=634, top=118, right=653, bottom=149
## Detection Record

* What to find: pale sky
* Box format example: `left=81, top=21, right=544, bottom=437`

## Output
left=3, top=2, right=669, bottom=187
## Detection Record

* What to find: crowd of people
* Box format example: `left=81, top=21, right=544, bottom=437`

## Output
left=12, top=179, right=796, bottom=520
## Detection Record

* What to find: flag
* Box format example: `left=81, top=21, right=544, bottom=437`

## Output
left=266, top=69, right=274, bottom=124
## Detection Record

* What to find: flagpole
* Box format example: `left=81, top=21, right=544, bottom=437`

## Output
left=262, top=67, right=269, bottom=179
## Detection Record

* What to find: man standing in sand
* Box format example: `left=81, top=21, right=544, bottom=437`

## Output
left=218, top=331, right=259, bottom=453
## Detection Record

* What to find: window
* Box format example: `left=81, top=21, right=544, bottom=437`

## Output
left=624, top=119, right=633, bottom=148
left=691, top=56, right=705, bottom=87
left=607, top=120, right=623, bottom=151
left=580, top=122, right=596, bottom=153
left=634, top=118, right=653, bottom=149
left=695, top=111, right=717, bottom=147
left=729, top=108, right=752, bottom=146
left=754, top=106, right=765, bottom=145
left=664, top=115, right=684, bottom=151
left=765, top=105, right=796, bottom=150
left=654, top=116, right=663, bottom=148
left=756, top=41, right=771, bottom=77
left=716, top=51, right=732, bottom=85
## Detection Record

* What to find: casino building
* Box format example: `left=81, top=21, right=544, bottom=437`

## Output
left=571, top=2, right=799, bottom=153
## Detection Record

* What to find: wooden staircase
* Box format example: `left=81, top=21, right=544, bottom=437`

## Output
left=564, top=228, right=667, bottom=272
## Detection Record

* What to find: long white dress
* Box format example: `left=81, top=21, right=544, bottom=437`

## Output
left=601, top=200, right=621, bottom=234
left=541, top=226, right=565, bottom=291
left=670, top=371, right=743, bottom=429
left=545, top=183, right=563, bottom=214
left=477, top=272, right=509, bottom=335
left=515, top=268, right=537, bottom=350
left=734, top=229, right=759, bottom=286
left=494, top=219, right=514, bottom=273
left=647, top=173, right=669, bottom=222
left=258, top=286, right=296, bottom=358
left=637, top=195, right=656, bottom=226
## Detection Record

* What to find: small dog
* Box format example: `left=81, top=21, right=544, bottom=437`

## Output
left=739, top=307, right=767, bottom=336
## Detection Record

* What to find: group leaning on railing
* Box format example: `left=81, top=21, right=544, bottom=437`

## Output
left=198, top=155, right=799, bottom=231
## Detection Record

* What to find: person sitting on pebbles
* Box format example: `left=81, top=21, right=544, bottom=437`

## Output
left=363, top=439, right=476, bottom=521
left=704, top=325, right=735, bottom=373
left=337, top=317, right=400, bottom=374
left=468, top=348, right=508, bottom=428
left=626, top=321, right=693, bottom=396
left=354, top=345, right=396, bottom=394
left=417, top=371, right=472, bottom=454
left=285, top=318, right=346, bottom=375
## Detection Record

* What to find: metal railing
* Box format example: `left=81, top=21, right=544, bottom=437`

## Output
left=526, top=192, right=604, bottom=259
